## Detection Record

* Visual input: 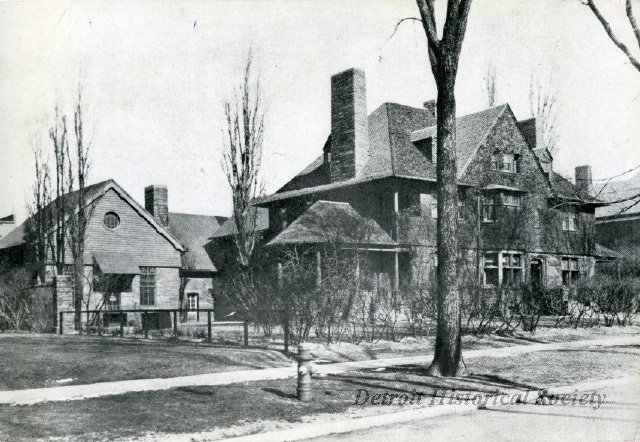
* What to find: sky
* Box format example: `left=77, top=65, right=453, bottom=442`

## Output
left=1, top=0, right=639, bottom=223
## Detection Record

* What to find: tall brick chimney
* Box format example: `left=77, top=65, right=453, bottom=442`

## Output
left=575, top=165, right=593, bottom=196
left=145, top=185, right=169, bottom=228
left=518, top=117, right=552, bottom=175
left=330, top=68, right=368, bottom=182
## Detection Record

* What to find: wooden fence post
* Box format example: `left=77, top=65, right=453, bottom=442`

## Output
left=207, top=311, right=212, bottom=343
left=59, top=312, right=63, bottom=335
left=120, top=313, right=125, bottom=337
left=143, top=311, right=149, bottom=339
left=173, top=311, right=178, bottom=338
left=98, top=312, right=102, bottom=336
left=243, top=320, right=249, bottom=347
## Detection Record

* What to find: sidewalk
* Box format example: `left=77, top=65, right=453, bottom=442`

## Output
left=0, top=335, right=637, bottom=406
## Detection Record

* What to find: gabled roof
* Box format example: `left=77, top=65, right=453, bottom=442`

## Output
left=267, top=200, right=395, bottom=247
left=0, top=179, right=186, bottom=252
left=168, top=213, right=226, bottom=272
left=209, top=207, right=269, bottom=239
left=263, top=103, right=507, bottom=206
left=596, top=170, right=640, bottom=219
left=412, top=104, right=508, bottom=178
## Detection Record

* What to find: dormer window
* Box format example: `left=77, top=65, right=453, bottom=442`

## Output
left=491, top=153, right=520, bottom=173
left=414, top=138, right=435, bottom=164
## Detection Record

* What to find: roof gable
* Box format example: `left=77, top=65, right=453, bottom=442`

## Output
left=0, top=179, right=186, bottom=252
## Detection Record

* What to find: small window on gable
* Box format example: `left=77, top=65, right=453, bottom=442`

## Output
left=492, top=153, right=520, bottom=173
left=414, top=138, right=435, bottom=164
left=104, top=212, right=120, bottom=230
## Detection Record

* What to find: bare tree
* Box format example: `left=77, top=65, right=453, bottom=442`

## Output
left=413, top=0, right=473, bottom=377
left=67, top=85, right=92, bottom=330
left=529, top=74, right=559, bottom=153
left=25, top=140, right=52, bottom=285
left=581, top=0, right=640, bottom=73
left=49, top=107, right=71, bottom=278
left=221, top=51, right=266, bottom=269
left=484, top=62, right=497, bottom=107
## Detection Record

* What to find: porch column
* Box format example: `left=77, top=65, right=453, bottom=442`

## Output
left=393, top=190, right=399, bottom=241
left=316, top=250, right=322, bottom=287
left=393, top=251, right=399, bottom=292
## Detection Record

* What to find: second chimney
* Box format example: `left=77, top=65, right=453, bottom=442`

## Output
left=330, top=68, right=368, bottom=182
left=575, top=166, right=593, bottom=196
left=145, top=185, right=169, bottom=228
left=518, top=117, right=552, bottom=175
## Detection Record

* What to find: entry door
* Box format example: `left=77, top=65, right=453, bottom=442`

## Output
left=530, top=259, right=543, bottom=287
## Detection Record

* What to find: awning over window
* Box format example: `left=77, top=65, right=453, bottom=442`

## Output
left=93, top=252, right=140, bottom=275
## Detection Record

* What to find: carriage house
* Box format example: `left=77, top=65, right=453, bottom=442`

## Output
left=0, top=180, right=226, bottom=330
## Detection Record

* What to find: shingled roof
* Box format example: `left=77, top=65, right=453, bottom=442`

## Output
left=209, top=207, right=269, bottom=239
left=267, top=200, right=395, bottom=247
left=168, top=213, right=227, bottom=272
left=259, top=103, right=509, bottom=207
left=0, top=179, right=117, bottom=251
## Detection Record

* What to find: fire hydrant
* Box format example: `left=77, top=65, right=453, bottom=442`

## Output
left=297, top=343, right=313, bottom=402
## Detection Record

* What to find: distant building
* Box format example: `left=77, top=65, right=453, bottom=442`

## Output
left=595, top=171, right=640, bottom=258
left=0, top=214, right=15, bottom=239
left=0, top=180, right=226, bottom=328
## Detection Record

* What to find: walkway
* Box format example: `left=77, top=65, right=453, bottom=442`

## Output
left=0, top=335, right=637, bottom=406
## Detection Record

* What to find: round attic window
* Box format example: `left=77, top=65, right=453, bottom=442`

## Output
left=103, top=212, right=121, bottom=230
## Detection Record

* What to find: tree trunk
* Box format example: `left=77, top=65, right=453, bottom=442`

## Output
left=429, top=77, right=462, bottom=377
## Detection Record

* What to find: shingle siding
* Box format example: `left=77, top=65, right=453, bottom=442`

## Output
left=83, top=188, right=182, bottom=267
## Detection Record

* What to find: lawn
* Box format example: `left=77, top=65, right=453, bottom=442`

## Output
left=1, top=324, right=638, bottom=391
left=1, top=343, right=638, bottom=441
left=0, top=334, right=292, bottom=391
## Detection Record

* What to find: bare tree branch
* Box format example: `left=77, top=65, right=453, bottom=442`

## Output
left=583, top=0, right=640, bottom=72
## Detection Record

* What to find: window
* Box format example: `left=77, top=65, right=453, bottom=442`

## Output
left=483, top=253, right=499, bottom=286
left=491, top=154, right=499, bottom=171
left=502, top=252, right=523, bottom=285
left=484, top=251, right=523, bottom=287
left=431, top=204, right=438, bottom=219
left=534, top=209, right=541, bottom=229
left=562, top=213, right=578, bottom=231
left=503, top=193, right=521, bottom=207
left=561, top=257, right=579, bottom=286
left=187, top=293, right=199, bottom=310
left=457, top=199, right=466, bottom=220
left=139, top=267, right=156, bottom=306
left=482, top=195, right=495, bottom=222
left=491, top=153, right=520, bottom=173
left=103, top=212, right=121, bottom=230
left=105, top=293, right=121, bottom=310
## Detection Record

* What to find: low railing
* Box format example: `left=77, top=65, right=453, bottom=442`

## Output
left=59, top=308, right=249, bottom=346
